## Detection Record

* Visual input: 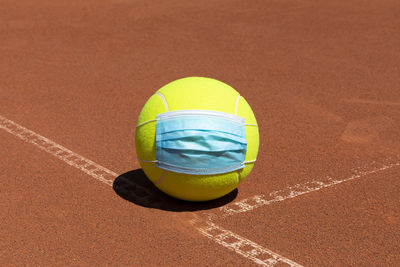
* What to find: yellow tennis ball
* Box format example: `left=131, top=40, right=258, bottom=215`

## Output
left=135, top=77, right=259, bottom=201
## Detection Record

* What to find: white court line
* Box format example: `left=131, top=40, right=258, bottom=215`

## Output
left=0, top=114, right=302, bottom=267
left=196, top=220, right=302, bottom=266
left=0, top=115, right=116, bottom=186
left=220, top=158, right=400, bottom=217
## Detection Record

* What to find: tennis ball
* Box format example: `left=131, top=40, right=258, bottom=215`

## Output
left=135, top=77, right=259, bottom=201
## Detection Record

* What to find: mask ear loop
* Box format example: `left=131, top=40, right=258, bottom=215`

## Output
left=136, top=118, right=158, bottom=163
left=136, top=90, right=168, bottom=128
left=136, top=119, right=157, bottom=128
left=138, top=158, right=158, bottom=163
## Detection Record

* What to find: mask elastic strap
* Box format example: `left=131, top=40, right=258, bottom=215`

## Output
left=138, top=158, right=257, bottom=164
left=137, top=120, right=258, bottom=128
left=136, top=119, right=157, bottom=128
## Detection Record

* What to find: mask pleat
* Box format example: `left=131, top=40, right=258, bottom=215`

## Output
left=155, top=110, right=248, bottom=175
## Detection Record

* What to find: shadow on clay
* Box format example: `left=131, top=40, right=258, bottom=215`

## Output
left=112, top=169, right=237, bottom=212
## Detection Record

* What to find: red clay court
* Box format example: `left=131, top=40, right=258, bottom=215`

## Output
left=1, top=0, right=399, bottom=266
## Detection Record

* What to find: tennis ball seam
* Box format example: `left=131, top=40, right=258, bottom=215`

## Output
left=234, top=95, right=241, bottom=115
left=155, top=170, right=167, bottom=185
left=156, top=92, right=169, bottom=111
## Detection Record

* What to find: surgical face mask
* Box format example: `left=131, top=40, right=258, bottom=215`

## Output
left=154, top=110, right=248, bottom=175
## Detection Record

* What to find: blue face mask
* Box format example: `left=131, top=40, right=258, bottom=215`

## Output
left=155, top=110, right=247, bottom=175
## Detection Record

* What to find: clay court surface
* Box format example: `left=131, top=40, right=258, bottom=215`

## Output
left=1, top=0, right=400, bottom=266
